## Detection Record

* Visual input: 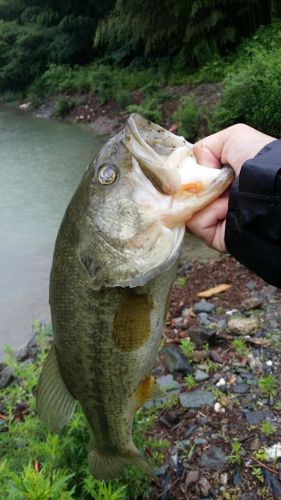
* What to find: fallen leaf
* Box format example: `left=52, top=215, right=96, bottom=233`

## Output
left=197, top=283, right=231, bottom=298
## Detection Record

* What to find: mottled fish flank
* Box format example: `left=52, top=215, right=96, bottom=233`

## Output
left=36, top=114, right=234, bottom=480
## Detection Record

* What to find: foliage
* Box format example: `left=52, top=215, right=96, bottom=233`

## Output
left=229, top=438, right=242, bottom=465
left=232, top=338, right=249, bottom=357
left=0, top=325, right=168, bottom=498
left=258, top=374, right=278, bottom=400
left=95, top=0, right=272, bottom=67
left=184, top=374, right=197, bottom=390
left=53, top=98, right=75, bottom=118
left=180, top=338, right=195, bottom=359
left=173, top=94, right=201, bottom=140
left=212, top=20, right=281, bottom=136
left=260, top=421, right=275, bottom=437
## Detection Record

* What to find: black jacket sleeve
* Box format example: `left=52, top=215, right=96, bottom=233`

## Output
left=225, top=139, right=281, bottom=288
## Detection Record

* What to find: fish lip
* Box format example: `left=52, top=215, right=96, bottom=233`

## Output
left=210, top=165, right=235, bottom=187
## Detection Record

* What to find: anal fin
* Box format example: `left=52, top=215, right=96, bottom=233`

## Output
left=135, top=375, right=167, bottom=410
left=36, top=344, right=76, bottom=433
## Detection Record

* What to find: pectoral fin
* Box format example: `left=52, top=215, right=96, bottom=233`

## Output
left=36, top=344, right=76, bottom=433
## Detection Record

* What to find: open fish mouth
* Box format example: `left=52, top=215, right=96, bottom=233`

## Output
left=124, top=113, right=234, bottom=226
left=114, top=113, right=234, bottom=288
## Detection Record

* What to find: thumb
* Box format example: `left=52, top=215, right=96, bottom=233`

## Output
left=193, top=141, right=221, bottom=168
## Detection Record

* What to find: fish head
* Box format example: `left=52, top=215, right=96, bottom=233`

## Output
left=79, top=114, right=234, bottom=289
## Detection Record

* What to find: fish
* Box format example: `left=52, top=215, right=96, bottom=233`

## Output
left=36, top=113, right=234, bottom=480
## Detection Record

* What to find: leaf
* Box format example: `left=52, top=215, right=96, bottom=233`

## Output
left=197, top=283, right=231, bottom=298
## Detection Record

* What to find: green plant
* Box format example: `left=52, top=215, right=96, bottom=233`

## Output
left=173, top=94, right=201, bottom=140
left=180, top=338, right=195, bottom=359
left=258, top=375, right=278, bottom=400
left=260, top=421, right=276, bottom=437
left=229, top=439, right=242, bottom=465
left=274, top=401, right=281, bottom=411
left=53, top=98, right=75, bottom=117
left=213, top=23, right=281, bottom=136
left=253, top=448, right=267, bottom=461
left=251, top=467, right=264, bottom=483
left=184, top=374, right=197, bottom=390
left=0, top=323, right=172, bottom=499
left=232, top=338, right=249, bottom=356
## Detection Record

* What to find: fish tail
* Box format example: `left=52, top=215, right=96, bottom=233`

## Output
left=88, top=442, right=155, bottom=480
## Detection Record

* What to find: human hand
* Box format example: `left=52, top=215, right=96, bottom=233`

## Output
left=186, top=124, right=275, bottom=252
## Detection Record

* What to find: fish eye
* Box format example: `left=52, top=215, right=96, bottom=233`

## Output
left=98, top=164, right=118, bottom=185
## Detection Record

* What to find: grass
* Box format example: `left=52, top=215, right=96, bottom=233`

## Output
left=0, top=324, right=171, bottom=499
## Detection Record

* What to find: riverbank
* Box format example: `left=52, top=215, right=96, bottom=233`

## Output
left=18, top=79, right=222, bottom=140
left=1, top=254, right=281, bottom=498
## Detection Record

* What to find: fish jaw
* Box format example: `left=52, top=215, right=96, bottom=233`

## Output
left=125, top=113, right=234, bottom=229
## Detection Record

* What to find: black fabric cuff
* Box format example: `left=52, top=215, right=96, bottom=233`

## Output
left=225, top=139, right=281, bottom=287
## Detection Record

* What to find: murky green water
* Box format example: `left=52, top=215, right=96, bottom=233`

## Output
left=0, top=107, right=103, bottom=357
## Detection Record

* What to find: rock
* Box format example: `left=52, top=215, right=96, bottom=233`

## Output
left=194, top=437, right=208, bottom=445
left=209, top=350, right=223, bottom=364
left=244, top=409, right=275, bottom=425
left=227, top=316, right=260, bottom=336
left=216, top=378, right=226, bottom=387
left=245, top=280, right=257, bottom=290
left=188, top=328, right=215, bottom=347
left=194, top=369, right=209, bottom=382
left=155, top=464, right=169, bottom=476
left=198, top=477, right=212, bottom=497
left=220, top=473, right=228, bottom=486
left=232, top=383, right=249, bottom=394
left=214, top=402, right=225, bottom=413
left=265, top=443, right=281, bottom=461
left=198, top=312, right=209, bottom=325
left=248, top=436, right=261, bottom=451
left=184, top=424, right=197, bottom=438
left=163, top=346, right=193, bottom=376
left=200, top=445, right=227, bottom=468
left=233, top=465, right=242, bottom=486
left=185, top=470, right=199, bottom=488
left=191, top=350, right=208, bottom=363
left=241, top=297, right=262, bottom=310
left=180, top=390, right=215, bottom=409
left=193, top=300, right=215, bottom=314
left=263, top=469, right=281, bottom=497
left=157, top=374, right=181, bottom=391
left=0, top=366, right=14, bottom=388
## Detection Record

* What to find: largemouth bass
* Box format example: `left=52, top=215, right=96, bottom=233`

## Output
left=37, top=114, right=234, bottom=479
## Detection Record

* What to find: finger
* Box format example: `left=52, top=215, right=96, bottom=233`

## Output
left=186, top=197, right=228, bottom=252
left=193, top=141, right=221, bottom=168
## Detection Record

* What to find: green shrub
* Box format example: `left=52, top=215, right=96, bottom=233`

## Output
left=213, top=21, right=281, bottom=136
left=173, top=94, right=201, bottom=140
left=0, top=324, right=168, bottom=498
left=53, top=98, right=75, bottom=118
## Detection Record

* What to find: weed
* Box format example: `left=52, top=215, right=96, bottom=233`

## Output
left=229, top=438, right=242, bottom=465
left=251, top=467, right=264, bottom=483
left=258, top=375, right=278, bottom=400
left=53, top=98, right=75, bottom=118
left=260, top=421, right=276, bottom=437
left=184, top=374, right=197, bottom=390
left=173, top=94, right=201, bottom=140
left=275, top=402, right=281, bottom=411
left=180, top=338, right=195, bottom=359
left=253, top=448, right=267, bottom=462
left=232, top=338, right=249, bottom=357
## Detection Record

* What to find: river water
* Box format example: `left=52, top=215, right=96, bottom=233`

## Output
left=0, top=107, right=103, bottom=357
left=0, top=107, right=220, bottom=358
